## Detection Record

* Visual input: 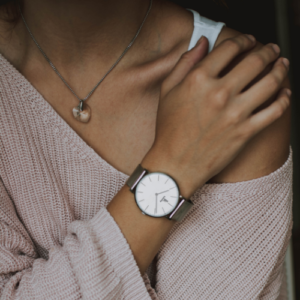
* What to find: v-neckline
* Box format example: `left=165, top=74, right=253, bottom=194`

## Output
left=0, top=9, right=199, bottom=179
left=0, top=37, right=293, bottom=196
left=0, top=52, right=131, bottom=178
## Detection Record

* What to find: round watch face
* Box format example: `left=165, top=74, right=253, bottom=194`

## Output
left=135, top=172, right=180, bottom=217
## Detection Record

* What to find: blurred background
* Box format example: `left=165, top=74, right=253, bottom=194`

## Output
left=172, top=0, right=299, bottom=298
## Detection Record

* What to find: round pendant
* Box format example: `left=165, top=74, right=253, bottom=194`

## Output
left=72, top=101, right=91, bottom=123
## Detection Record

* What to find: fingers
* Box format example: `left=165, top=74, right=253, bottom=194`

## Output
left=193, top=34, right=256, bottom=77
left=238, top=57, right=289, bottom=115
left=224, top=43, right=281, bottom=94
left=161, top=36, right=209, bottom=98
left=245, top=88, right=291, bottom=137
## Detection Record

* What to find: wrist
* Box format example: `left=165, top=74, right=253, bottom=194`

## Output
left=141, top=147, right=205, bottom=199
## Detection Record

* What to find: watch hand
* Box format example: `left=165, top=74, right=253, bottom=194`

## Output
left=160, top=196, right=169, bottom=203
left=156, top=189, right=169, bottom=195
left=155, top=194, right=158, bottom=214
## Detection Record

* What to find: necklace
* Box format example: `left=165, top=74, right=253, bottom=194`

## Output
left=19, top=1, right=153, bottom=123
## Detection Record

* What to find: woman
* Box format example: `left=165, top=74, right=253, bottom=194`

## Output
left=0, top=0, right=292, bottom=299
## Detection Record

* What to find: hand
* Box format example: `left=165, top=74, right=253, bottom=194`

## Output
left=108, top=37, right=225, bottom=275
left=142, top=34, right=290, bottom=199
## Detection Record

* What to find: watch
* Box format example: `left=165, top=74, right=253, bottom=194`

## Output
left=126, top=164, right=193, bottom=222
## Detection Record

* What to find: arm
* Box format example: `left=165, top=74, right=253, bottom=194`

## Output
left=0, top=177, right=155, bottom=299
left=108, top=32, right=291, bottom=276
left=1, top=33, right=290, bottom=299
left=208, top=27, right=291, bottom=184
left=146, top=31, right=293, bottom=300
left=204, top=27, right=292, bottom=298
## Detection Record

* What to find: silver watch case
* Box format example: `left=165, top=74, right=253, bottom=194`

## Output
left=126, top=164, right=193, bottom=222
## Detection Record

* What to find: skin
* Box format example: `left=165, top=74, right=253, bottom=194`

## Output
left=208, top=28, right=291, bottom=184
left=0, top=0, right=291, bottom=275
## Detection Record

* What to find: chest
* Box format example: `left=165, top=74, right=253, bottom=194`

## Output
left=30, top=66, right=163, bottom=176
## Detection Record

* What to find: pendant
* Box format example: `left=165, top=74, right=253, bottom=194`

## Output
left=72, top=100, right=91, bottom=123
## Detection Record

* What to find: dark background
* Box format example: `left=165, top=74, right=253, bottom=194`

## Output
left=173, top=0, right=299, bottom=298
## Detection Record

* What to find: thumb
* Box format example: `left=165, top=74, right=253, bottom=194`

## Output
left=161, top=36, right=209, bottom=98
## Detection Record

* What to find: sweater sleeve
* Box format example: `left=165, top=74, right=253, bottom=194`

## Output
left=0, top=178, right=157, bottom=300
left=153, top=146, right=293, bottom=300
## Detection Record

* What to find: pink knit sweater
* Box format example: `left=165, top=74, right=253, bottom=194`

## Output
left=0, top=12, right=293, bottom=300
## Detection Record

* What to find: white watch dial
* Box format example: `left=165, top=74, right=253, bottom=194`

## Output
left=135, top=172, right=180, bottom=217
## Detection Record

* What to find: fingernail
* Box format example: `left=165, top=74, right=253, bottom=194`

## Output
left=272, top=44, right=281, bottom=54
left=196, top=36, right=204, bottom=47
left=282, top=57, right=290, bottom=68
left=246, top=34, right=256, bottom=42
left=285, top=89, right=292, bottom=97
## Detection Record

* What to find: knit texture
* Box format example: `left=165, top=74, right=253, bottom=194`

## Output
left=0, top=13, right=293, bottom=300
left=147, top=155, right=293, bottom=300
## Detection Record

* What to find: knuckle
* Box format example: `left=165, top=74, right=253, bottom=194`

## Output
left=188, top=69, right=208, bottom=86
left=238, top=34, right=254, bottom=47
left=250, top=53, right=266, bottom=68
left=223, top=38, right=242, bottom=52
left=210, top=87, right=231, bottom=109
left=267, top=73, right=282, bottom=89
left=223, top=34, right=253, bottom=52
left=226, top=108, right=243, bottom=125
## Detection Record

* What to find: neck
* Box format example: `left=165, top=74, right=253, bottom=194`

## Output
left=16, top=0, right=153, bottom=65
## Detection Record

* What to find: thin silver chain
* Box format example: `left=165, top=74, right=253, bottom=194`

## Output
left=19, top=0, right=152, bottom=103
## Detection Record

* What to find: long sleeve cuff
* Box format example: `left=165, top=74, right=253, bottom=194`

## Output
left=87, top=207, right=158, bottom=300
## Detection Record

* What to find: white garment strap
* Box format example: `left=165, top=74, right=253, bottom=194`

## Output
left=186, top=9, right=226, bottom=53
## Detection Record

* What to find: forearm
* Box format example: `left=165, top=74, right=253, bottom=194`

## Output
left=108, top=32, right=291, bottom=277
left=107, top=184, right=175, bottom=275
left=107, top=149, right=204, bottom=275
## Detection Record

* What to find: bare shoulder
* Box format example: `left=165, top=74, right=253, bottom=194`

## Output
left=208, top=26, right=291, bottom=183
left=153, top=4, right=291, bottom=183
left=150, top=0, right=195, bottom=56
